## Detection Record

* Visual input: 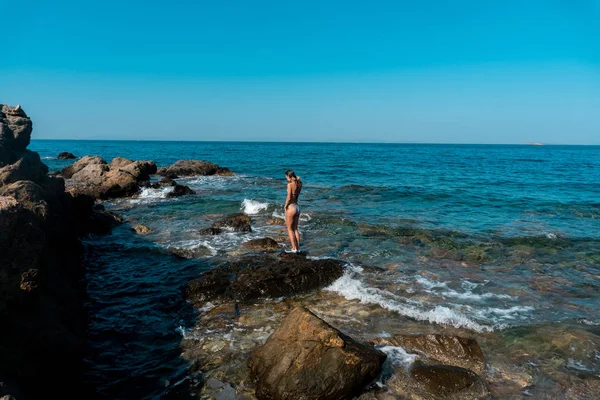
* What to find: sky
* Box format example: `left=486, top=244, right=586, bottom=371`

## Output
left=1, top=0, right=599, bottom=144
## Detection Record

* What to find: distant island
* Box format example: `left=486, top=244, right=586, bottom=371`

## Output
left=523, top=142, right=545, bottom=146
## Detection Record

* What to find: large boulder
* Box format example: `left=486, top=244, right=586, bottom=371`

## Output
left=186, top=252, right=345, bottom=304
left=0, top=180, right=49, bottom=218
left=63, top=156, right=156, bottom=199
left=248, top=307, right=387, bottom=400
left=110, top=157, right=157, bottom=181
left=61, top=155, right=106, bottom=179
left=157, top=159, right=227, bottom=178
left=391, top=334, right=486, bottom=374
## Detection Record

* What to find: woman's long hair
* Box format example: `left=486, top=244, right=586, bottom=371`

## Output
left=285, top=170, right=301, bottom=182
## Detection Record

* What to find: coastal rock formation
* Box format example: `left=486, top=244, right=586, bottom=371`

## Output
left=62, top=156, right=157, bottom=199
left=248, top=307, right=386, bottom=400
left=157, top=159, right=232, bottom=178
left=186, top=252, right=344, bottom=304
left=391, top=334, right=486, bottom=373
left=0, top=104, right=99, bottom=399
left=241, top=237, right=279, bottom=251
left=57, top=151, right=77, bottom=159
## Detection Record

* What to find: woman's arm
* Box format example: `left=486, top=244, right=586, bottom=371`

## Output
left=284, top=183, right=291, bottom=210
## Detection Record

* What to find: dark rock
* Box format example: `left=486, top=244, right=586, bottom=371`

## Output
left=386, top=361, right=489, bottom=400
left=0, top=150, right=48, bottom=186
left=159, top=177, right=176, bottom=186
left=248, top=307, right=387, bottom=400
left=186, top=253, right=345, bottom=304
left=392, top=334, right=486, bottom=373
left=211, top=213, right=252, bottom=232
left=157, top=159, right=225, bottom=177
left=199, top=227, right=223, bottom=235
left=0, top=105, right=96, bottom=399
left=167, top=184, right=195, bottom=197
left=57, top=152, right=76, bottom=159
left=169, top=246, right=213, bottom=259
left=242, top=237, right=279, bottom=251
left=87, top=209, right=124, bottom=234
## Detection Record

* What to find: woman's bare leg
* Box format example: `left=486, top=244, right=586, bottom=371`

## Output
left=293, top=212, right=301, bottom=249
left=286, top=207, right=299, bottom=251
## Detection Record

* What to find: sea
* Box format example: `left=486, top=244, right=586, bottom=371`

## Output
left=31, top=140, right=600, bottom=399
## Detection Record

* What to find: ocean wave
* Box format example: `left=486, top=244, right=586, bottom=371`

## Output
left=242, top=199, right=269, bottom=215
left=377, top=346, right=418, bottom=369
left=129, top=187, right=174, bottom=204
left=416, top=276, right=514, bottom=301
left=325, top=271, right=492, bottom=332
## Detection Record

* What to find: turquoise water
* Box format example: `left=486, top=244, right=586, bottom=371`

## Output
left=30, top=140, right=600, bottom=398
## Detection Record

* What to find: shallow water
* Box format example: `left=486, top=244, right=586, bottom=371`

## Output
left=31, top=140, right=600, bottom=398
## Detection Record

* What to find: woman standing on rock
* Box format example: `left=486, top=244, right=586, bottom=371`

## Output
left=284, top=170, right=303, bottom=253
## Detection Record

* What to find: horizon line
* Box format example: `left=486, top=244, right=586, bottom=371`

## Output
left=29, top=138, right=599, bottom=146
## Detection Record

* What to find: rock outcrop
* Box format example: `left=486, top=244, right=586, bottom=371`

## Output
left=157, top=159, right=232, bottom=178
left=248, top=307, right=387, bottom=400
left=62, top=156, right=157, bottom=199
left=209, top=213, right=252, bottom=233
left=57, top=151, right=76, bottom=159
left=0, top=104, right=101, bottom=399
left=132, top=224, right=152, bottom=234
left=186, top=252, right=345, bottom=304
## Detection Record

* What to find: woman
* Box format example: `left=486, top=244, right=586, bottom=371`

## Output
left=284, top=170, right=303, bottom=253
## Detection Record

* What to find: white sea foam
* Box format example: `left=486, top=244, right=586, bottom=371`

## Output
left=242, top=199, right=269, bottom=215
left=41, top=156, right=55, bottom=160
left=130, top=187, right=173, bottom=204
left=418, top=276, right=513, bottom=301
left=325, top=271, right=492, bottom=332
left=377, top=346, right=418, bottom=368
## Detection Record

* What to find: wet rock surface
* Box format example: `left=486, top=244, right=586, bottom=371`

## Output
left=167, top=183, right=195, bottom=197
left=392, top=333, right=486, bottom=373
left=385, top=361, right=489, bottom=400
left=248, top=307, right=387, bottom=400
left=241, top=237, right=280, bottom=251
left=186, top=253, right=345, bottom=304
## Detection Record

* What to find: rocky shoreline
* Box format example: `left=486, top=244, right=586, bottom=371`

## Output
left=3, top=104, right=599, bottom=399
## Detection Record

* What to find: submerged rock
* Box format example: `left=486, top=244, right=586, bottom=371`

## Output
left=248, top=307, right=387, bottom=400
left=57, top=151, right=76, bottom=159
left=265, top=217, right=285, bottom=225
left=166, top=184, right=195, bottom=197
left=392, top=334, right=486, bottom=373
left=132, top=224, right=152, bottom=234
left=186, top=253, right=345, bottom=304
left=386, top=361, right=489, bottom=400
left=157, top=159, right=230, bottom=178
left=211, top=213, right=252, bottom=232
left=241, top=237, right=279, bottom=251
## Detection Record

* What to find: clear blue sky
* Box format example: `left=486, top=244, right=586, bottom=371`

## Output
left=1, top=1, right=599, bottom=144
